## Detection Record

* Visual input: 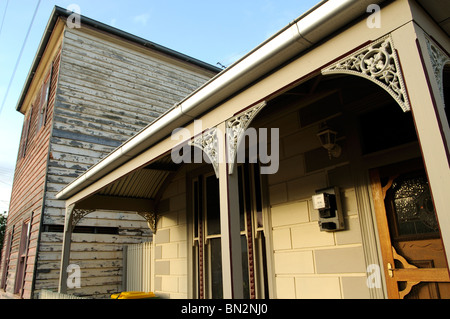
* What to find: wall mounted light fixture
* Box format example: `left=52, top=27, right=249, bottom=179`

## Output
left=317, top=124, right=341, bottom=159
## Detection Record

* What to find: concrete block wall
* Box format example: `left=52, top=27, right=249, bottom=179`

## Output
left=266, top=112, right=371, bottom=299
left=153, top=171, right=188, bottom=299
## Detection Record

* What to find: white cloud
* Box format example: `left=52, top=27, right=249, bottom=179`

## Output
left=133, top=13, right=150, bottom=27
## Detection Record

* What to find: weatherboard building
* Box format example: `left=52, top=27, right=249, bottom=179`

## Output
left=56, top=0, right=450, bottom=299
left=2, top=0, right=450, bottom=300
left=0, top=6, right=219, bottom=299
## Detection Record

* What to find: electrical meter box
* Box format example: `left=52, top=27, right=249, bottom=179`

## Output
left=312, top=187, right=345, bottom=232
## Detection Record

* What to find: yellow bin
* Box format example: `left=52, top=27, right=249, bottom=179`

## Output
left=111, top=291, right=157, bottom=299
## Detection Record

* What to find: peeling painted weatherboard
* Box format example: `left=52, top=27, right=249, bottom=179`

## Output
left=35, top=26, right=216, bottom=298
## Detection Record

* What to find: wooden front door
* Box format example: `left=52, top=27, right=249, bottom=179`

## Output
left=370, top=159, right=450, bottom=299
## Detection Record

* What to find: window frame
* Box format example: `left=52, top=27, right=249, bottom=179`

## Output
left=37, top=65, right=53, bottom=131
left=14, top=213, right=33, bottom=296
left=192, top=171, right=223, bottom=299
left=19, top=107, right=33, bottom=159
left=189, top=163, right=269, bottom=299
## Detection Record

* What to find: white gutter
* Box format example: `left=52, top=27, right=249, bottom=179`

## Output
left=56, top=0, right=385, bottom=200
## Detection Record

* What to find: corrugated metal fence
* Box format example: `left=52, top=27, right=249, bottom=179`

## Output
left=125, top=242, right=152, bottom=292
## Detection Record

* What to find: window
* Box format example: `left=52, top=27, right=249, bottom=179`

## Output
left=19, top=107, right=33, bottom=158
left=42, top=224, right=119, bottom=235
left=192, top=172, right=222, bottom=299
left=14, top=216, right=32, bottom=295
left=237, top=164, right=269, bottom=299
left=191, top=164, right=268, bottom=299
left=18, top=64, right=53, bottom=159
left=37, top=65, right=53, bottom=131
left=385, top=170, right=440, bottom=240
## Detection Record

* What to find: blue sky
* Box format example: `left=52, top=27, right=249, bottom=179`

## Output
left=0, top=0, right=320, bottom=213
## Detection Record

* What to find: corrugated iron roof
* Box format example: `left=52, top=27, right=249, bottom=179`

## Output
left=96, top=156, right=178, bottom=201
left=98, top=169, right=170, bottom=199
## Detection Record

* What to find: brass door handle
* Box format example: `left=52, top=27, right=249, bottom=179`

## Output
left=387, top=263, right=394, bottom=278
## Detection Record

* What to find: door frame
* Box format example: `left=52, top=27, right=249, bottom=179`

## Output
left=369, top=160, right=450, bottom=298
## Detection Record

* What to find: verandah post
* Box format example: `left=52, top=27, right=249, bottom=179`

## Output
left=58, top=204, right=74, bottom=294
left=217, top=122, right=244, bottom=299
left=391, top=23, right=450, bottom=267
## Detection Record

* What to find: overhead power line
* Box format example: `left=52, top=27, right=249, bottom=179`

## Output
left=0, top=0, right=42, bottom=115
left=0, top=0, right=9, bottom=38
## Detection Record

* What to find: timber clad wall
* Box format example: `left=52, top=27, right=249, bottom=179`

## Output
left=33, top=26, right=216, bottom=298
left=2, top=19, right=217, bottom=299
left=0, top=44, right=62, bottom=299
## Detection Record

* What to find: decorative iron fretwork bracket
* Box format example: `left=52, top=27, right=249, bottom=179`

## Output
left=189, top=127, right=219, bottom=178
left=66, top=205, right=95, bottom=231
left=322, top=36, right=411, bottom=112
left=72, top=209, right=95, bottom=231
left=138, top=212, right=158, bottom=234
left=226, top=101, right=267, bottom=175
left=424, top=35, right=450, bottom=103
